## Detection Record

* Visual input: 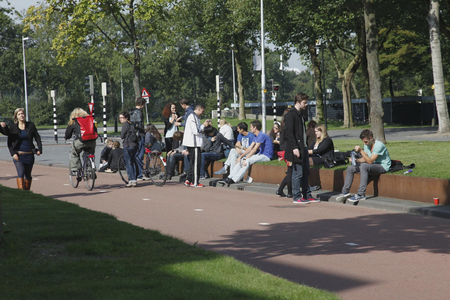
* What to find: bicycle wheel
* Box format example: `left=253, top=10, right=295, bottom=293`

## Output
left=69, top=169, right=81, bottom=188
left=146, top=154, right=166, bottom=187
left=84, top=157, right=96, bottom=191
left=118, top=154, right=129, bottom=184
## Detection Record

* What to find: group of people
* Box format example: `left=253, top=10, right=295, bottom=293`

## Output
left=1, top=93, right=391, bottom=203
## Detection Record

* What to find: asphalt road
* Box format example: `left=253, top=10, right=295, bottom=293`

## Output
left=1, top=161, right=450, bottom=300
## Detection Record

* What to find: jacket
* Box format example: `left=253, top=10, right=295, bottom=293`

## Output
left=121, top=121, right=138, bottom=148
left=182, top=113, right=204, bottom=147
left=308, top=136, right=335, bottom=159
left=284, top=107, right=307, bottom=164
left=7, top=122, right=42, bottom=157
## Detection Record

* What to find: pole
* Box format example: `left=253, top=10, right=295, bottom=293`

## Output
left=91, top=94, right=95, bottom=120
left=322, top=46, right=327, bottom=129
left=260, top=0, right=266, bottom=133
left=273, top=92, right=277, bottom=123
left=216, top=75, right=221, bottom=128
left=103, top=95, right=107, bottom=142
left=232, top=49, right=237, bottom=105
left=22, top=37, right=29, bottom=121
left=145, top=103, right=149, bottom=125
left=51, top=90, right=58, bottom=143
left=120, top=64, right=124, bottom=110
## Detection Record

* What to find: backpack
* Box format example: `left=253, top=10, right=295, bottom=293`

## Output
left=129, top=108, right=143, bottom=139
left=323, top=152, right=349, bottom=168
left=76, top=115, right=98, bottom=141
left=389, top=160, right=415, bottom=173
left=127, top=123, right=139, bottom=144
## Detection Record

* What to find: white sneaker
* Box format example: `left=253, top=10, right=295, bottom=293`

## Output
left=214, top=166, right=228, bottom=175
left=336, top=193, right=351, bottom=202
left=244, top=176, right=253, bottom=183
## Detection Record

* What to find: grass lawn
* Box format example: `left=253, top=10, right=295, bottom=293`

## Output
left=0, top=186, right=339, bottom=300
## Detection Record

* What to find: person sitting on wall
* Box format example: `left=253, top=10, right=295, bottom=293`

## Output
left=308, top=124, right=335, bottom=166
left=200, top=125, right=234, bottom=179
left=335, top=129, right=391, bottom=203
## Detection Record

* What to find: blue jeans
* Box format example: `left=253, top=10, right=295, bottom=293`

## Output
left=292, top=149, right=311, bottom=200
left=123, top=147, right=138, bottom=182
left=200, top=152, right=222, bottom=177
left=135, top=135, right=145, bottom=178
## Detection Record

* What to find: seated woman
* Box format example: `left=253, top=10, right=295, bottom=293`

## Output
left=145, top=124, right=163, bottom=151
left=269, top=121, right=281, bottom=155
left=106, top=141, right=124, bottom=173
left=219, top=118, right=234, bottom=145
left=308, top=124, right=335, bottom=166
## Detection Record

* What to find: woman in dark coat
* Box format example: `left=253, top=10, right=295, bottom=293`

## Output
left=308, top=124, right=335, bottom=166
left=2, top=108, right=42, bottom=190
left=162, top=102, right=181, bottom=153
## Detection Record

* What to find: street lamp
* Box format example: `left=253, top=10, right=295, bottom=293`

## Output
left=22, top=36, right=30, bottom=121
left=315, top=42, right=327, bottom=129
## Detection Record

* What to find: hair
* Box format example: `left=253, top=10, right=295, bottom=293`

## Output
left=203, top=125, right=215, bottom=136
left=307, top=120, right=317, bottom=129
left=315, top=124, right=328, bottom=143
left=280, top=108, right=291, bottom=131
left=145, top=124, right=162, bottom=141
left=195, top=104, right=205, bottom=110
left=68, top=108, right=89, bottom=125
left=135, top=97, right=146, bottom=106
left=172, top=131, right=184, bottom=141
left=179, top=98, right=190, bottom=105
left=270, top=121, right=281, bottom=137
left=13, top=108, right=25, bottom=123
left=113, top=141, right=121, bottom=149
left=162, top=102, right=175, bottom=119
left=237, top=122, right=248, bottom=132
left=294, top=92, right=309, bottom=104
left=250, top=120, right=262, bottom=131
left=105, top=139, right=113, bottom=146
left=360, top=129, right=374, bottom=140
left=120, top=111, right=130, bottom=121
left=219, top=118, right=231, bottom=127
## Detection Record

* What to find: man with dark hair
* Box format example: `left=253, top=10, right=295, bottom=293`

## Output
left=130, top=97, right=148, bottom=180
left=179, top=98, right=195, bottom=128
left=336, top=129, right=391, bottom=202
left=219, top=120, right=272, bottom=185
left=182, top=104, right=210, bottom=187
left=199, top=125, right=233, bottom=179
left=214, top=122, right=255, bottom=175
left=285, top=93, right=319, bottom=204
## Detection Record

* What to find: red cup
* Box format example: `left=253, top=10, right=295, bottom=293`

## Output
left=434, top=198, right=439, bottom=205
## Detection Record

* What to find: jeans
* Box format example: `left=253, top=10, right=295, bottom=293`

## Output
left=123, top=146, right=138, bottom=182
left=13, top=154, right=34, bottom=180
left=228, top=154, right=270, bottom=182
left=200, top=152, right=222, bottom=177
left=342, top=163, right=386, bottom=196
left=292, top=148, right=311, bottom=200
left=166, top=153, right=184, bottom=177
left=223, top=148, right=240, bottom=171
left=135, top=135, right=145, bottom=178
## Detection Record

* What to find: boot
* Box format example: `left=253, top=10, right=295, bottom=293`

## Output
left=16, top=178, right=25, bottom=190
left=24, top=178, right=32, bottom=190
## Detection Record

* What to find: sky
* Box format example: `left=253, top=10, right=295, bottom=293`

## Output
left=6, top=0, right=308, bottom=73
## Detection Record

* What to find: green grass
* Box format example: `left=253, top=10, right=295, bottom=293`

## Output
left=0, top=186, right=339, bottom=300
left=256, top=140, right=450, bottom=179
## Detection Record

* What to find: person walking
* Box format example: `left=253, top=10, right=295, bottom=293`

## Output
left=119, top=111, right=139, bottom=187
left=179, top=98, right=195, bottom=128
left=284, top=93, right=319, bottom=204
left=129, top=97, right=148, bottom=181
left=2, top=108, right=42, bottom=190
left=182, top=104, right=210, bottom=187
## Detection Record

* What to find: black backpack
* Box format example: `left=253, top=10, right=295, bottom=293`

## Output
left=323, top=152, right=349, bottom=168
left=389, top=160, right=415, bottom=173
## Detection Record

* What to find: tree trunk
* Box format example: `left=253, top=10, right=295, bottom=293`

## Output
left=342, top=74, right=353, bottom=128
left=308, top=44, right=323, bottom=122
left=351, top=79, right=361, bottom=99
left=234, top=46, right=246, bottom=120
left=364, top=0, right=386, bottom=143
left=428, top=0, right=450, bottom=133
left=361, top=37, right=371, bottom=121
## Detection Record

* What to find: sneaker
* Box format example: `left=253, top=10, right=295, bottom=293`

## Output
left=293, top=198, right=309, bottom=204
left=214, top=166, right=228, bottom=175
left=184, top=180, right=190, bottom=186
left=125, top=182, right=133, bottom=188
left=190, top=183, right=205, bottom=188
left=286, top=194, right=293, bottom=198
left=336, top=193, right=352, bottom=203
left=70, top=171, right=78, bottom=176
left=348, top=194, right=366, bottom=202
left=104, top=169, right=113, bottom=173
left=141, top=176, right=150, bottom=181
left=200, top=175, right=209, bottom=180
left=131, top=181, right=137, bottom=187
left=304, top=196, right=321, bottom=203
left=244, top=176, right=253, bottom=183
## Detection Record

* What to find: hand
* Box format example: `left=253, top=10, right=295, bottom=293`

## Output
left=36, top=151, right=41, bottom=156
left=293, top=148, right=300, bottom=158
left=308, top=150, right=313, bottom=155
left=174, top=122, right=181, bottom=126
left=182, top=149, right=189, bottom=155
left=211, top=136, right=217, bottom=142
left=242, top=160, right=247, bottom=167
left=13, top=154, right=19, bottom=161
left=176, top=116, right=182, bottom=121
left=355, top=146, right=362, bottom=153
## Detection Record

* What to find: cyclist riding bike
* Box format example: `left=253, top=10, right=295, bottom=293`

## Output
left=65, top=108, right=98, bottom=176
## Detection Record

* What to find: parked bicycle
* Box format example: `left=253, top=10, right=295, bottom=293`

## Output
left=118, top=148, right=167, bottom=186
left=69, top=151, right=96, bottom=191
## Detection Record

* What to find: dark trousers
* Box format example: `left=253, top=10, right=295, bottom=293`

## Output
left=278, top=166, right=292, bottom=195
left=165, top=137, right=173, bottom=153
left=187, top=147, right=201, bottom=185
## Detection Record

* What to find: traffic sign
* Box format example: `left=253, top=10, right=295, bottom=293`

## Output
left=141, top=88, right=150, bottom=98
left=88, top=103, right=94, bottom=115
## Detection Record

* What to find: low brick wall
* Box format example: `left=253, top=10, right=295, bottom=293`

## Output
left=209, top=162, right=450, bottom=205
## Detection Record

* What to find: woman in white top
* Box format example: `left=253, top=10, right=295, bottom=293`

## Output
left=219, top=118, right=234, bottom=143
left=162, top=102, right=181, bottom=153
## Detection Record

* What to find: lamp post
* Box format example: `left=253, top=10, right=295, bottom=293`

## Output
left=22, top=36, right=30, bottom=121
left=260, top=0, right=267, bottom=133
left=315, top=42, right=327, bottom=129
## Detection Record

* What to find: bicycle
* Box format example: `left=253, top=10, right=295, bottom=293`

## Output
left=69, top=151, right=96, bottom=191
left=118, top=148, right=167, bottom=186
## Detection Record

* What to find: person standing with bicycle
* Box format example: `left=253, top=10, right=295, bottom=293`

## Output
left=119, top=111, right=139, bottom=187
left=65, top=108, right=97, bottom=177
left=1, top=108, right=42, bottom=190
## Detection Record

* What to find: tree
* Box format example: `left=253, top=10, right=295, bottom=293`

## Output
left=25, top=0, right=167, bottom=99
left=428, top=0, right=450, bottom=133
left=364, top=0, right=386, bottom=143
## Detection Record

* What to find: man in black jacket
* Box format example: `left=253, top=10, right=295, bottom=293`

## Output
left=284, top=93, right=320, bottom=204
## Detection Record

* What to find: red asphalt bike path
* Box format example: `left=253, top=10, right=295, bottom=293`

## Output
left=1, top=160, right=449, bottom=300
